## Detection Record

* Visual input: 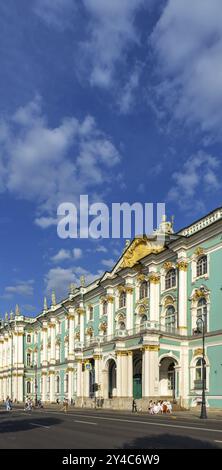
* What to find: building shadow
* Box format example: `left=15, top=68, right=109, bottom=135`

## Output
left=0, top=417, right=61, bottom=433
left=122, top=433, right=219, bottom=449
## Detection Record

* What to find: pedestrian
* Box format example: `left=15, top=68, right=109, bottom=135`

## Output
left=132, top=399, right=137, bottom=412
left=61, top=398, right=68, bottom=413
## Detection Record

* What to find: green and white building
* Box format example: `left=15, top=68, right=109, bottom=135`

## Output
left=1, top=207, right=222, bottom=409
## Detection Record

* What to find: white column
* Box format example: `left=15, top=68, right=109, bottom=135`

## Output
left=42, top=372, right=47, bottom=401
left=42, top=322, right=48, bottom=365
left=68, top=367, right=74, bottom=401
left=127, top=351, right=133, bottom=398
left=180, top=341, right=189, bottom=408
left=107, top=293, right=114, bottom=337
left=149, top=273, right=160, bottom=324
left=121, top=352, right=128, bottom=397
left=83, top=366, right=90, bottom=398
left=68, top=311, right=75, bottom=360
left=79, top=310, right=85, bottom=344
left=116, top=352, right=122, bottom=397
left=126, top=285, right=134, bottom=332
left=50, top=321, right=56, bottom=364
left=49, top=372, right=55, bottom=402
left=77, top=360, right=82, bottom=398
left=178, top=260, right=188, bottom=335
left=94, top=354, right=101, bottom=397
left=142, top=344, right=159, bottom=397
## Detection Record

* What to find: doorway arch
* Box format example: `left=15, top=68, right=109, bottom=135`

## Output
left=133, top=352, right=142, bottom=399
left=159, top=356, right=178, bottom=398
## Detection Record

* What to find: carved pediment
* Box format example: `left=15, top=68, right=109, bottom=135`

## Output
left=120, top=236, right=164, bottom=269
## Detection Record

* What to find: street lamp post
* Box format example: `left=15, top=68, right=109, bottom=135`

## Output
left=196, top=316, right=207, bottom=419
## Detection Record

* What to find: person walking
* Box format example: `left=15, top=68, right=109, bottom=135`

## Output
left=61, top=398, right=68, bottom=413
left=132, top=399, right=137, bottom=412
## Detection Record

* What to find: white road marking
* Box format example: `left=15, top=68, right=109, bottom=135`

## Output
left=30, top=422, right=50, bottom=429
left=74, top=420, right=97, bottom=426
left=215, top=440, right=222, bottom=443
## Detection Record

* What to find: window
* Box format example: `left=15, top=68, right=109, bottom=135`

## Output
left=56, top=375, right=60, bottom=394
left=89, top=306, right=94, bottom=321
left=27, top=334, right=31, bottom=344
left=102, top=301, right=108, bottom=316
left=119, top=291, right=126, bottom=308
left=140, top=314, right=147, bottom=325
left=27, top=381, right=31, bottom=394
left=27, top=353, right=31, bottom=366
left=139, top=281, right=148, bottom=300
left=196, top=255, right=207, bottom=277
left=165, top=269, right=176, bottom=290
left=118, top=321, right=126, bottom=330
left=65, top=374, right=68, bottom=393
left=165, top=306, right=176, bottom=332
left=196, top=298, right=207, bottom=332
left=168, top=363, right=175, bottom=391
left=195, top=358, right=206, bottom=388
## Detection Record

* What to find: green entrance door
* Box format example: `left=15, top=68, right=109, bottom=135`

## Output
left=133, top=374, right=142, bottom=399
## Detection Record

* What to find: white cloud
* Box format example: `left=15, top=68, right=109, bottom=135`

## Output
left=151, top=0, right=222, bottom=138
left=45, top=265, right=103, bottom=298
left=118, top=66, right=141, bottom=114
left=3, top=280, right=34, bottom=297
left=95, top=245, right=108, bottom=253
left=51, top=249, right=71, bottom=263
left=101, top=258, right=115, bottom=269
left=79, top=0, right=145, bottom=88
left=0, top=96, right=121, bottom=225
left=33, top=0, right=77, bottom=30
left=167, top=151, right=220, bottom=212
left=73, top=248, right=82, bottom=259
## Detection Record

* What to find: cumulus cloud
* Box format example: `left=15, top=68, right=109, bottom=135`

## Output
left=1, top=280, right=34, bottom=298
left=33, top=0, right=77, bottom=30
left=101, top=258, right=115, bottom=269
left=0, top=96, right=121, bottom=225
left=45, top=265, right=103, bottom=298
left=167, top=151, right=220, bottom=213
left=118, top=66, right=142, bottom=114
left=79, top=0, right=145, bottom=88
left=151, top=0, right=222, bottom=138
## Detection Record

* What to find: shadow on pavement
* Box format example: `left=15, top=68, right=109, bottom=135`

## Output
left=0, top=417, right=61, bottom=433
left=122, top=433, right=219, bottom=449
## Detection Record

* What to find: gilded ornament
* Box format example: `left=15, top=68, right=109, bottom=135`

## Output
left=163, top=261, right=173, bottom=271
left=120, top=236, right=164, bottom=269
left=177, top=260, right=188, bottom=271
left=194, top=247, right=204, bottom=257
left=149, top=273, right=160, bottom=284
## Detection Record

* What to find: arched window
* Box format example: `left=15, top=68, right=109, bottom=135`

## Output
left=165, top=306, right=176, bottom=332
left=102, top=301, right=108, bottom=316
left=27, top=353, right=31, bottom=366
left=196, top=255, right=207, bottom=277
left=27, top=381, right=31, bottom=394
left=140, top=314, right=147, bottom=325
left=27, top=334, right=31, bottom=343
left=139, top=281, right=148, bottom=300
left=65, top=374, right=68, bottom=393
left=195, top=358, right=206, bottom=387
left=89, top=306, right=94, bottom=320
left=197, top=298, right=207, bottom=332
left=119, top=291, right=126, bottom=308
left=56, top=375, right=60, bottom=393
left=165, top=269, right=176, bottom=290
left=119, top=321, right=126, bottom=330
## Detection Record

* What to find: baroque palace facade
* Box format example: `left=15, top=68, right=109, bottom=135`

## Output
left=1, top=207, right=222, bottom=409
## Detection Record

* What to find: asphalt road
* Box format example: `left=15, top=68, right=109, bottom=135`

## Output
left=0, top=406, right=222, bottom=449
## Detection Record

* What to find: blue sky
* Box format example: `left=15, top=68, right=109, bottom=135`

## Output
left=0, top=0, right=222, bottom=316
